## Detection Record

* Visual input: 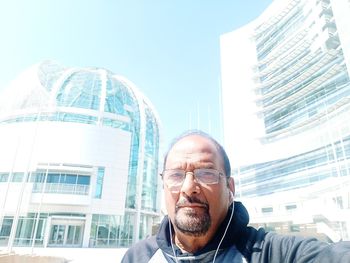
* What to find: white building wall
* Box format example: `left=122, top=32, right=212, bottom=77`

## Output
left=0, top=184, right=32, bottom=215
left=220, top=25, right=266, bottom=167
left=0, top=121, right=130, bottom=216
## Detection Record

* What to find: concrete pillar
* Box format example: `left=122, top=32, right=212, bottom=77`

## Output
left=82, top=213, right=92, bottom=248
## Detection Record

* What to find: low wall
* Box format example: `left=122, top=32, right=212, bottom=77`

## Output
left=0, top=252, right=67, bottom=263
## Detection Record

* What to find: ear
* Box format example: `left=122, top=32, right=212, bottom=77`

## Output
left=228, top=177, right=235, bottom=196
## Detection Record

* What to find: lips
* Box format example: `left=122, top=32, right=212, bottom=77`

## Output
left=177, top=203, right=207, bottom=209
left=176, top=200, right=209, bottom=211
left=175, top=196, right=209, bottom=212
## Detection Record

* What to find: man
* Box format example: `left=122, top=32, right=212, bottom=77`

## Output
left=122, top=130, right=350, bottom=262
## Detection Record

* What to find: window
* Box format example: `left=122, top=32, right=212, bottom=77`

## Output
left=47, top=173, right=60, bottom=183
left=95, top=167, right=105, bottom=199
left=286, top=204, right=297, bottom=210
left=261, top=207, right=273, bottom=213
left=11, top=173, right=24, bottom=182
left=77, top=175, right=90, bottom=185
left=290, top=225, right=300, bottom=232
left=62, top=174, right=77, bottom=184
left=0, top=217, right=13, bottom=239
left=29, top=172, right=45, bottom=183
left=333, top=196, right=343, bottom=209
left=32, top=172, right=91, bottom=195
left=0, top=173, right=9, bottom=182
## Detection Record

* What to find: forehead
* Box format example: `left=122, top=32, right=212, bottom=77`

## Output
left=165, top=135, right=222, bottom=167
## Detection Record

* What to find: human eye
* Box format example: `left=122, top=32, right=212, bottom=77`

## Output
left=165, top=170, right=184, bottom=182
left=195, top=169, right=217, bottom=183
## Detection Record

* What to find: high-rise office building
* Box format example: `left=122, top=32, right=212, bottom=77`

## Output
left=0, top=61, right=161, bottom=248
left=220, top=0, right=350, bottom=241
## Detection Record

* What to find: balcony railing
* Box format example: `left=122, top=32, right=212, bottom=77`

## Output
left=32, top=183, right=89, bottom=195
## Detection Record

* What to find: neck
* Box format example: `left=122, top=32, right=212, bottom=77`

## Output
left=173, top=226, right=216, bottom=253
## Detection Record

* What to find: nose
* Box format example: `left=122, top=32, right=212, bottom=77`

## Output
left=180, top=172, right=200, bottom=195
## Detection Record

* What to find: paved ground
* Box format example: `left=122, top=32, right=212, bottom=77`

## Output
left=0, top=247, right=128, bottom=263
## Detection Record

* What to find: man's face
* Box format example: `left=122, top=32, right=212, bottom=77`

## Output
left=163, top=135, right=233, bottom=237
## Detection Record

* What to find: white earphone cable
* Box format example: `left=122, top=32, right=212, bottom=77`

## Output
left=169, top=219, right=179, bottom=263
left=212, top=192, right=235, bottom=262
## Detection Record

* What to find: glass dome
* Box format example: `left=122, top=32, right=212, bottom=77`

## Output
left=0, top=61, right=147, bottom=130
left=0, top=60, right=161, bottom=246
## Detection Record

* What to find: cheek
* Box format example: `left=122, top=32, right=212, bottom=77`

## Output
left=206, top=188, right=229, bottom=218
left=165, top=190, right=178, bottom=216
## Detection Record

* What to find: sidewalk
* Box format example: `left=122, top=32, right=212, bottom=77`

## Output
left=0, top=247, right=128, bottom=263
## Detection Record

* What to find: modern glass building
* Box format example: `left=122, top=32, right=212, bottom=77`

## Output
left=220, top=0, right=350, bottom=241
left=0, top=61, right=161, bottom=248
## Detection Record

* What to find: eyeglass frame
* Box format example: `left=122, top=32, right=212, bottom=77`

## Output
left=160, top=168, right=227, bottom=190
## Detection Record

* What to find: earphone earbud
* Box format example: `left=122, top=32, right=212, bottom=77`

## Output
left=230, top=191, right=235, bottom=213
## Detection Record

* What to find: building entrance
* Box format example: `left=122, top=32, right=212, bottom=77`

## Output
left=48, top=217, right=84, bottom=247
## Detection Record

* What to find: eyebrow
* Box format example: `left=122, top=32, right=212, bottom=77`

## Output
left=166, top=163, right=215, bottom=170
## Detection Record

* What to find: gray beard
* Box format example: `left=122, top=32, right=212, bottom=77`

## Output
left=174, top=208, right=211, bottom=237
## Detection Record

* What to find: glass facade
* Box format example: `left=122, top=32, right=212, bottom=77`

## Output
left=0, top=213, right=85, bottom=247
left=233, top=0, right=350, bottom=197
left=221, top=0, right=350, bottom=241
left=236, top=135, right=350, bottom=197
left=90, top=214, right=134, bottom=247
left=141, top=105, right=160, bottom=212
left=0, top=61, right=161, bottom=248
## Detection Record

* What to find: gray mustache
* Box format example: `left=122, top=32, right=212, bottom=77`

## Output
left=176, top=196, right=209, bottom=209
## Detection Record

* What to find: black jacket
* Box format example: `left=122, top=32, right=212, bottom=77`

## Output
left=122, top=201, right=350, bottom=262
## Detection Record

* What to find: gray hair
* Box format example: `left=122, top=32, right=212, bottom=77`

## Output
left=163, top=130, right=231, bottom=177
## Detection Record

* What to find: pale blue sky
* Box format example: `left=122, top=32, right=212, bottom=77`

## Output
left=0, top=0, right=272, bottom=150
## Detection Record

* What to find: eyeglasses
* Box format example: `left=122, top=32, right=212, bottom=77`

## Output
left=161, top=168, right=224, bottom=190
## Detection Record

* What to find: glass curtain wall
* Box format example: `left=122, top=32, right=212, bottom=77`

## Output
left=235, top=0, right=350, bottom=196
left=236, top=135, right=350, bottom=197
left=89, top=214, right=135, bottom=247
